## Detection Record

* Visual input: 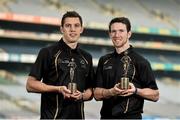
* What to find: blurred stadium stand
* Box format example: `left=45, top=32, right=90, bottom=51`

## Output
left=0, top=0, right=180, bottom=119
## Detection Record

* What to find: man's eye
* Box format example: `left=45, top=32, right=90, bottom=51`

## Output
left=119, top=30, right=125, bottom=32
left=65, top=24, right=71, bottom=27
left=111, top=30, right=125, bottom=33
left=75, top=24, right=81, bottom=28
left=111, top=30, right=116, bottom=33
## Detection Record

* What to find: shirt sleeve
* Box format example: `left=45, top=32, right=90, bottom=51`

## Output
left=29, top=48, right=50, bottom=80
left=138, top=60, right=158, bottom=90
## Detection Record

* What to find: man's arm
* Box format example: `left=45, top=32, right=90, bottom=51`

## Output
left=94, top=83, right=159, bottom=102
left=26, top=76, right=59, bottom=93
left=70, top=88, right=93, bottom=101
left=126, top=83, right=159, bottom=102
left=94, top=84, right=126, bottom=101
left=94, top=88, right=111, bottom=100
left=26, top=76, right=71, bottom=98
left=82, top=88, right=93, bottom=101
left=136, top=88, right=159, bottom=102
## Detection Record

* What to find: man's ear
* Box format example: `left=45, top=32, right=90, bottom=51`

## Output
left=80, top=27, right=84, bottom=34
left=128, top=31, right=132, bottom=39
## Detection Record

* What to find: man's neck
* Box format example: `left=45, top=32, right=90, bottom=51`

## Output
left=63, top=38, right=78, bottom=49
left=115, top=44, right=130, bottom=54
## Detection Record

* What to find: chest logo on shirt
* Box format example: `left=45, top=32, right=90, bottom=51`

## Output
left=80, top=59, right=85, bottom=64
left=104, top=65, right=112, bottom=70
left=61, top=59, right=70, bottom=64
left=59, top=58, right=87, bottom=69
left=58, top=58, right=70, bottom=67
left=80, top=59, right=87, bottom=69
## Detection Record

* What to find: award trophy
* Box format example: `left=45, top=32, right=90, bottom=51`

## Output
left=68, top=58, right=77, bottom=93
left=116, top=51, right=136, bottom=114
left=119, top=51, right=135, bottom=90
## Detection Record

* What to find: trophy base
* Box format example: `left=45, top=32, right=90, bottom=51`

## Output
left=68, top=82, right=77, bottom=93
left=119, top=77, right=129, bottom=90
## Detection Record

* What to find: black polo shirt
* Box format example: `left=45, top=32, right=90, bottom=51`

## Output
left=29, top=39, right=94, bottom=119
left=95, top=46, right=158, bottom=119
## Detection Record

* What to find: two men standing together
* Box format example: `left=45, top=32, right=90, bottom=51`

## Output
left=26, top=11, right=159, bottom=119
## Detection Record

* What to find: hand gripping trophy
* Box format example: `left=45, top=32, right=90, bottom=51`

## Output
left=119, top=51, right=135, bottom=90
left=68, top=58, right=77, bottom=93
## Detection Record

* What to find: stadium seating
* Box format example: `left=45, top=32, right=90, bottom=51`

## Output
left=0, top=0, right=179, bottom=30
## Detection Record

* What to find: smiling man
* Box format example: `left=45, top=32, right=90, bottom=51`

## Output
left=26, top=11, right=94, bottom=119
left=94, top=17, right=159, bottom=119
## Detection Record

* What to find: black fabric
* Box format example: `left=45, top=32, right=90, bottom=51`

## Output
left=29, top=39, right=94, bottom=119
left=95, top=45, right=158, bottom=119
left=101, top=112, right=142, bottom=119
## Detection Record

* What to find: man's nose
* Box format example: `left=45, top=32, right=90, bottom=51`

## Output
left=114, top=31, right=120, bottom=37
left=70, top=26, right=75, bottom=31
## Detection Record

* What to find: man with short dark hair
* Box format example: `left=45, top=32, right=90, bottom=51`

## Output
left=94, top=17, right=159, bottom=119
left=26, top=11, right=94, bottom=119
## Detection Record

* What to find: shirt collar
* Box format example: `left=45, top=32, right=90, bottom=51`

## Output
left=58, top=38, right=80, bottom=53
left=113, top=45, right=133, bottom=57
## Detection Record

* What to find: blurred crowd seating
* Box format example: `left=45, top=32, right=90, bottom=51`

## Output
left=0, top=0, right=179, bottom=30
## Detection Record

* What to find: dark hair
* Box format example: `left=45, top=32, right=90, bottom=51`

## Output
left=61, top=11, right=83, bottom=27
left=109, top=17, right=131, bottom=32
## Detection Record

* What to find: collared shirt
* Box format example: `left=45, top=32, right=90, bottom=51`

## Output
left=95, top=46, right=158, bottom=118
left=29, top=39, right=94, bottom=119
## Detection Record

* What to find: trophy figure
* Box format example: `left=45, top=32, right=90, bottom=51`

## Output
left=68, top=58, right=77, bottom=93
left=119, top=51, right=132, bottom=90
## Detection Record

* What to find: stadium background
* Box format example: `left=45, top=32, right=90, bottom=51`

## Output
left=0, top=0, right=180, bottom=119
